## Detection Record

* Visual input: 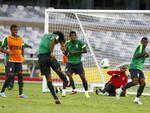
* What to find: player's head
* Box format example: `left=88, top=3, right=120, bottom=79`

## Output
left=10, top=24, right=18, bottom=37
left=120, top=65, right=127, bottom=73
left=53, top=31, right=65, bottom=44
left=141, top=37, right=148, bottom=48
left=69, top=31, right=77, bottom=42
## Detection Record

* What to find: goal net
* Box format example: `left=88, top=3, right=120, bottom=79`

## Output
left=42, top=9, right=150, bottom=95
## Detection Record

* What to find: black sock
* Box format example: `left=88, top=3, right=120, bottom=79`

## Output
left=18, top=75, right=23, bottom=95
left=1, top=75, right=13, bottom=92
left=136, top=85, right=145, bottom=97
left=122, top=82, right=135, bottom=90
left=56, top=71, right=68, bottom=85
left=70, top=77, right=75, bottom=89
left=82, top=80, right=88, bottom=91
left=47, top=82, right=58, bottom=99
left=62, top=82, right=66, bottom=89
left=102, top=83, right=113, bottom=93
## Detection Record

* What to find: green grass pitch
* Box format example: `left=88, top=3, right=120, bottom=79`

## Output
left=0, top=82, right=150, bottom=113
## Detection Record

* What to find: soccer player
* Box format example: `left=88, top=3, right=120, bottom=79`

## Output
left=0, top=36, right=32, bottom=90
left=116, top=37, right=150, bottom=104
left=62, top=31, right=90, bottom=98
left=95, top=65, right=128, bottom=96
left=0, top=24, right=27, bottom=98
left=37, top=31, right=69, bottom=104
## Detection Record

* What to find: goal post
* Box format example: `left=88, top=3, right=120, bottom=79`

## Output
left=42, top=9, right=150, bottom=95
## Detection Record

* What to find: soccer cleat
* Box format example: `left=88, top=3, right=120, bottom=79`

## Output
left=55, top=99, right=61, bottom=104
left=116, top=88, right=122, bottom=99
left=61, top=90, right=66, bottom=97
left=102, top=92, right=109, bottom=96
left=71, top=89, right=77, bottom=94
left=85, top=92, right=90, bottom=98
left=95, top=89, right=101, bottom=95
left=19, top=94, right=28, bottom=98
left=0, top=92, right=6, bottom=97
left=7, top=86, right=13, bottom=90
left=134, top=97, right=143, bottom=105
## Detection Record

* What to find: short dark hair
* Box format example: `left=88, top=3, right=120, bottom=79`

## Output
left=53, top=31, right=65, bottom=42
left=141, top=37, right=148, bottom=41
left=10, top=24, right=17, bottom=31
left=69, top=31, right=76, bottom=36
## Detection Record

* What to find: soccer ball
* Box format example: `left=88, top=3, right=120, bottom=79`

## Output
left=100, top=58, right=110, bottom=69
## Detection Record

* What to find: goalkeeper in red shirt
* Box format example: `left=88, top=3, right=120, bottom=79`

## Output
left=96, top=65, right=128, bottom=96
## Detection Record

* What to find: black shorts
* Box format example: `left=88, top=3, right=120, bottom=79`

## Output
left=38, top=54, right=61, bottom=76
left=129, top=69, right=145, bottom=79
left=65, top=62, right=85, bottom=75
left=6, top=62, right=22, bottom=74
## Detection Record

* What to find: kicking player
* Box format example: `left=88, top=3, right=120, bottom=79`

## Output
left=37, top=31, right=69, bottom=104
left=116, top=37, right=150, bottom=104
left=0, top=24, right=27, bottom=98
left=62, top=31, right=90, bottom=98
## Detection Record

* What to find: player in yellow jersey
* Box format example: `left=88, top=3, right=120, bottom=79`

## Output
left=0, top=24, right=27, bottom=98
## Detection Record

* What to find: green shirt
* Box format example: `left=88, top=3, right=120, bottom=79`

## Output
left=37, top=33, right=58, bottom=55
left=0, top=37, right=8, bottom=62
left=65, top=39, right=87, bottom=64
left=129, top=44, right=146, bottom=70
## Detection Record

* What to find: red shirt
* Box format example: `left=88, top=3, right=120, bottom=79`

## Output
left=107, top=70, right=128, bottom=88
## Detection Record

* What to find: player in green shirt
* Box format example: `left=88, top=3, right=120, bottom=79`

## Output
left=37, top=31, right=69, bottom=104
left=116, top=37, right=150, bottom=104
left=62, top=31, right=90, bottom=98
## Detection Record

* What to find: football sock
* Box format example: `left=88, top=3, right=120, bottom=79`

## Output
left=18, top=74, right=23, bottom=95
left=47, top=82, right=58, bottom=99
left=70, top=77, right=75, bottom=89
left=82, top=80, right=88, bottom=91
left=56, top=71, right=68, bottom=85
left=136, top=85, right=145, bottom=97
left=1, top=75, right=13, bottom=92
left=122, top=82, right=135, bottom=90
left=62, top=82, right=66, bottom=89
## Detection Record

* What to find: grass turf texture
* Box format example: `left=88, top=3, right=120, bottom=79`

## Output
left=0, top=82, right=150, bottom=113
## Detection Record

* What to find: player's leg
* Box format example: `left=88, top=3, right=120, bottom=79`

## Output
left=7, top=76, right=15, bottom=90
left=116, top=69, right=139, bottom=99
left=102, top=82, right=114, bottom=96
left=38, top=55, right=60, bottom=104
left=69, top=76, right=77, bottom=94
left=15, top=63, right=27, bottom=98
left=134, top=71, right=145, bottom=104
left=77, top=63, right=90, bottom=98
left=0, top=62, right=14, bottom=97
left=63, top=63, right=76, bottom=95
left=50, top=58, right=69, bottom=86
left=62, top=63, right=73, bottom=97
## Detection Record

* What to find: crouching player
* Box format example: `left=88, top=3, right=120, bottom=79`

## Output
left=96, top=65, right=128, bottom=96
left=37, top=31, right=69, bottom=104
